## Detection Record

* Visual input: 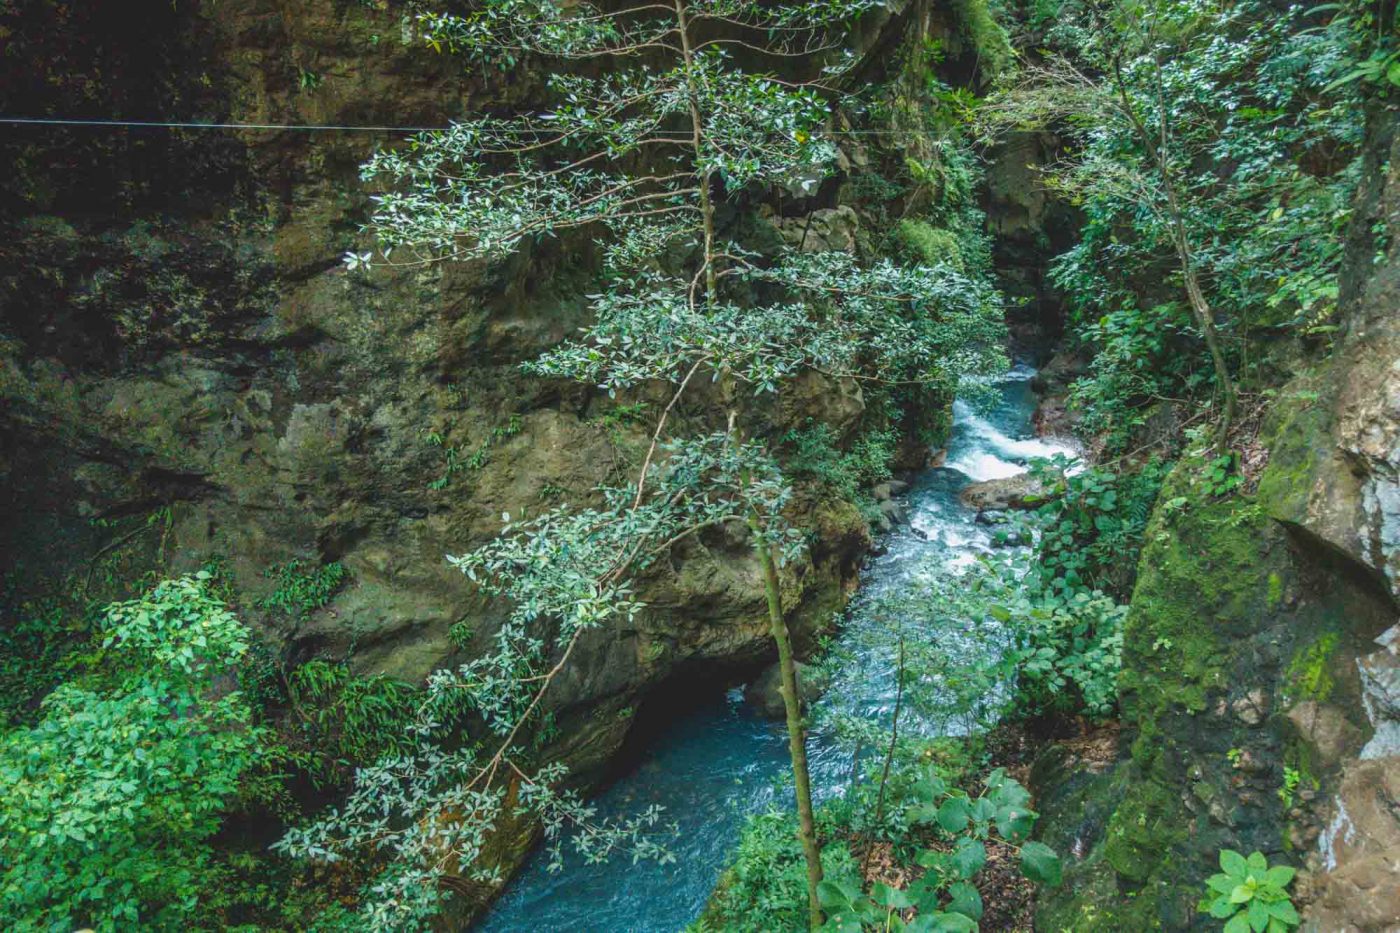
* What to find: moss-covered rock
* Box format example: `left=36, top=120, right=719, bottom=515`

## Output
left=1036, top=442, right=1395, bottom=929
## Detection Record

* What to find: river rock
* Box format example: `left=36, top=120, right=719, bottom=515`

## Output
left=1032, top=394, right=1078, bottom=439
left=1030, top=349, right=1090, bottom=396
left=872, top=478, right=910, bottom=501
left=959, top=472, right=1050, bottom=511
left=744, top=661, right=823, bottom=718
left=878, top=498, right=907, bottom=524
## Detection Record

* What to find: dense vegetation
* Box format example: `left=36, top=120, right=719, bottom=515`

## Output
left=0, top=0, right=1391, bottom=929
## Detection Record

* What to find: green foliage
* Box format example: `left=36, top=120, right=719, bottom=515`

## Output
left=704, top=811, right=862, bottom=932
left=1319, top=1, right=1400, bottom=94
left=1277, top=767, right=1301, bottom=808
left=0, top=574, right=258, bottom=931
left=997, top=586, right=1127, bottom=720
left=784, top=420, right=898, bottom=517
left=821, top=767, right=1055, bottom=931
left=930, top=457, right=1171, bottom=722
left=257, top=560, right=348, bottom=621
left=1284, top=633, right=1339, bottom=702
left=992, top=0, right=1365, bottom=448
left=896, top=220, right=965, bottom=271
left=284, top=660, right=419, bottom=776
left=710, top=767, right=1058, bottom=932
left=950, top=0, right=1015, bottom=78
left=1198, top=850, right=1299, bottom=933
left=1200, top=452, right=1245, bottom=498
left=321, top=0, right=1013, bottom=922
left=0, top=598, right=74, bottom=727
left=1026, top=457, right=1170, bottom=599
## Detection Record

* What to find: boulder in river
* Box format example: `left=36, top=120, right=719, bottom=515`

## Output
left=744, top=661, right=823, bottom=719
left=871, top=478, right=910, bottom=501
left=959, top=472, right=1051, bottom=511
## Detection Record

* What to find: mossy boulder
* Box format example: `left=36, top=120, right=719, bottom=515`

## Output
left=1036, top=447, right=1394, bottom=930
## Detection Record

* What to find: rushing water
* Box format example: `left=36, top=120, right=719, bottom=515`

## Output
left=478, top=364, right=1073, bottom=933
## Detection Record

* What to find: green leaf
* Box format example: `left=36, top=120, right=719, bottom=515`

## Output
left=946, top=882, right=983, bottom=921
left=937, top=796, right=972, bottom=833
left=929, top=912, right=977, bottom=933
left=951, top=837, right=987, bottom=880
left=1220, top=849, right=1249, bottom=878
left=1247, top=897, right=1270, bottom=931
left=1246, top=851, right=1268, bottom=873
left=1207, top=873, right=1236, bottom=895
left=909, top=802, right=943, bottom=825
left=1263, top=865, right=1295, bottom=889
left=1019, top=841, right=1062, bottom=886
left=996, top=804, right=1037, bottom=841
left=872, top=882, right=913, bottom=911
left=818, top=879, right=860, bottom=910
left=1224, top=911, right=1252, bottom=933
left=1265, top=900, right=1299, bottom=924
left=1231, top=885, right=1255, bottom=904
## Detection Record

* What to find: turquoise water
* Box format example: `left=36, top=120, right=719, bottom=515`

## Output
left=478, top=366, right=1067, bottom=932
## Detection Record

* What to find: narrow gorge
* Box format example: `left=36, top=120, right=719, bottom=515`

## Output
left=1, top=1, right=1397, bottom=931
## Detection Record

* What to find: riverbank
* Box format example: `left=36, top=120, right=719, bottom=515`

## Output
left=479, top=364, right=1073, bottom=931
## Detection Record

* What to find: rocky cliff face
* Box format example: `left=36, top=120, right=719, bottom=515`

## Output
left=1033, top=101, right=1400, bottom=933
left=0, top=0, right=965, bottom=917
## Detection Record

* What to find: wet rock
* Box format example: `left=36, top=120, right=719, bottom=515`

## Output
left=1029, top=349, right=1090, bottom=396
left=959, top=472, right=1050, bottom=511
left=872, top=479, right=910, bottom=501
left=878, top=498, right=907, bottom=525
left=1305, top=757, right=1400, bottom=932
left=1032, top=394, right=1078, bottom=439
left=744, top=660, right=822, bottom=719
left=1231, top=689, right=1270, bottom=726
left=768, top=204, right=860, bottom=253
left=1287, top=701, right=1363, bottom=767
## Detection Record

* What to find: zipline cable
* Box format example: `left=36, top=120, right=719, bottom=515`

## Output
left=0, top=116, right=442, bottom=132
left=0, top=115, right=936, bottom=137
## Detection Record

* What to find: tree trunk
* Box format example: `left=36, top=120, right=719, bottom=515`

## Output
left=756, top=537, right=824, bottom=930
left=1112, top=55, right=1237, bottom=452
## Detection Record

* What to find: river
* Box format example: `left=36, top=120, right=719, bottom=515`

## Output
left=478, top=363, right=1071, bottom=932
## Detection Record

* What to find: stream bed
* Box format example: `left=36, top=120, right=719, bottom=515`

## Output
left=478, top=364, right=1072, bottom=932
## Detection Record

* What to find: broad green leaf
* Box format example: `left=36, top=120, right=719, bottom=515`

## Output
left=937, top=796, right=972, bottom=833
left=946, top=881, right=984, bottom=921
left=1207, top=873, right=1236, bottom=895
left=872, top=882, right=913, bottom=911
left=1020, top=841, right=1062, bottom=886
left=951, top=837, right=987, bottom=880
left=929, top=912, right=978, bottom=932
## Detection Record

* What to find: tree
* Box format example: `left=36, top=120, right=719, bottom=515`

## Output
left=290, top=1, right=1007, bottom=927
left=985, top=0, right=1363, bottom=451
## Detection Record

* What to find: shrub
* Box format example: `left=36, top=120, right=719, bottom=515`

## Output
left=1199, top=850, right=1299, bottom=933
left=0, top=574, right=259, bottom=930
